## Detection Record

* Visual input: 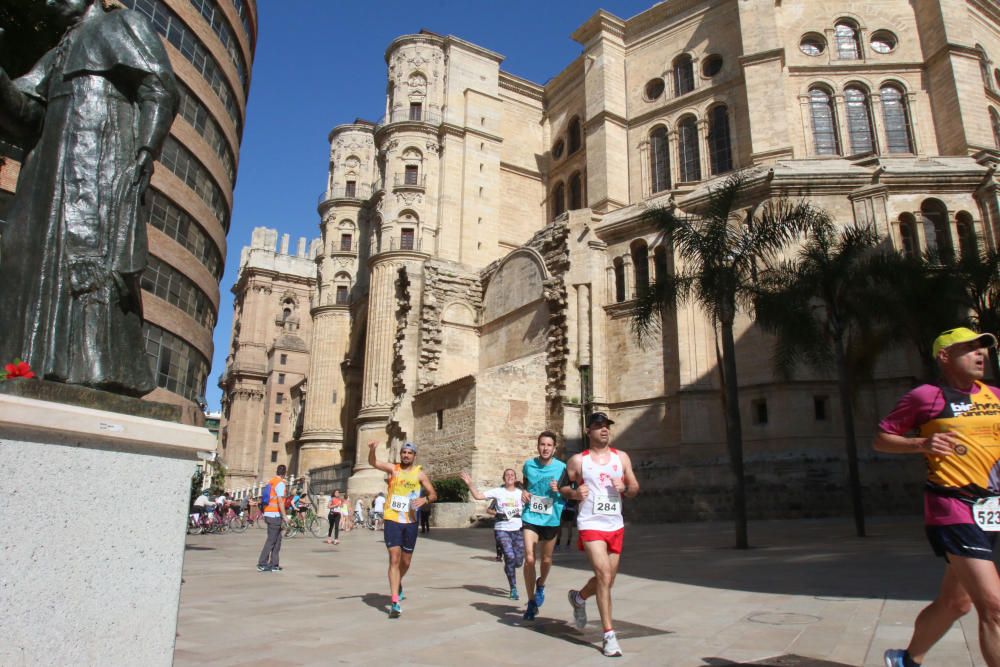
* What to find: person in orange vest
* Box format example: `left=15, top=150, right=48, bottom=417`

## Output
left=257, top=464, right=288, bottom=572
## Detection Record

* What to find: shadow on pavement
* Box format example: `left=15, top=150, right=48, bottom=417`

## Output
left=468, top=600, right=672, bottom=652
left=701, top=655, right=856, bottom=666
left=337, top=592, right=391, bottom=616
left=184, top=545, right=214, bottom=551
left=424, top=516, right=949, bottom=602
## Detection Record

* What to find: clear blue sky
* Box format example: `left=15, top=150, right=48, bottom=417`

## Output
left=209, top=0, right=657, bottom=410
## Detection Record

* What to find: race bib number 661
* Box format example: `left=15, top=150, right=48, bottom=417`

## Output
left=974, top=497, right=1000, bottom=531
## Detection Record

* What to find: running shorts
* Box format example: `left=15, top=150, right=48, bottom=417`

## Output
left=384, top=520, right=419, bottom=553
left=926, top=523, right=997, bottom=561
left=578, top=527, right=624, bottom=554
left=522, top=522, right=559, bottom=541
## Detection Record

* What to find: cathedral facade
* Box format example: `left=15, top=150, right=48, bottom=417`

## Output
left=220, top=0, right=1000, bottom=520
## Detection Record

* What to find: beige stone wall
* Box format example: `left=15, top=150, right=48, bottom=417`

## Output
left=223, top=0, right=1000, bottom=519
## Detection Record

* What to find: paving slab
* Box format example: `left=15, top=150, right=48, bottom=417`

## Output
left=175, top=517, right=991, bottom=666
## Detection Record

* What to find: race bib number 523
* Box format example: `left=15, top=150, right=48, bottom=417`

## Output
left=974, top=497, right=1000, bottom=532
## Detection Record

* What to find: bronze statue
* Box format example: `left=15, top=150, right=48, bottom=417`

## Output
left=0, top=0, right=178, bottom=397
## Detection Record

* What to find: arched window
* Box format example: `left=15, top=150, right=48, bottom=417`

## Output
left=899, top=213, right=919, bottom=258
left=568, top=117, right=582, bottom=154
left=613, top=258, right=626, bottom=303
left=708, top=105, right=733, bottom=175
left=922, top=199, right=953, bottom=261
left=881, top=85, right=914, bottom=153
left=978, top=45, right=992, bottom=90
left=673, top=54, right=695, bottom=96
left=653, top=245, right=669, bottom=284
left=956, top=211, right=978, bottom=259
left=844, top=86, right=875, bottom=154
left=991, top=108, right=1000, bottom=149
left=678, top=116, right=701, bottom=182
left=809, top=87, right=840, bottom=155
left=552, top=182, right=566, bottom=218
left=568, top=172, right=583, bottom=210
left=835, top=21, right=861, bottom=60
left=631, top=240, right=649, bottom=295
left=649, top=126, right=670, bottom=193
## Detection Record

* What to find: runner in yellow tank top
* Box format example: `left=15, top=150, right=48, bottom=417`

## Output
left=384, top=463, right=422, bottom=523
left=367, top=441, right=437, bottom=619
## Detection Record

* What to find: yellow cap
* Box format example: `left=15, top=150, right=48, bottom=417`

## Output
left=931, top=327, right=998, bottom=358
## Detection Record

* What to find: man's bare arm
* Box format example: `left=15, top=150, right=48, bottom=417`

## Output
left=367, top=441, right=396, bottom=473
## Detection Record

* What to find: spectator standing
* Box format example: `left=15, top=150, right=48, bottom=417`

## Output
left=257, top=465, right=288, bottom=572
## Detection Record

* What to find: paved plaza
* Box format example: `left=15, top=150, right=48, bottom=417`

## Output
left=175, top=516, right=991, bottom=666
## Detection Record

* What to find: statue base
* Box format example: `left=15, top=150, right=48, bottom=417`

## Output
left=0, top=388, right=214, bottom=666
left=0, top=377, right=203, bottom=424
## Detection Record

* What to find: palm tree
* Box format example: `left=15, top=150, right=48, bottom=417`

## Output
left=873, top=253, right=965, bottom=380
left=754, top=222, right=889, bottom=538
left=633, top=172, right=828, bottom=549
left=954, top=248, right=1000, bottom=380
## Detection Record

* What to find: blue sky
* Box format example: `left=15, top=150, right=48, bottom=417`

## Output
left=209, top=0, right=657, bottom=410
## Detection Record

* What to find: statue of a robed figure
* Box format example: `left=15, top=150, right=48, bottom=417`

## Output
left=0, top=0, right=178, bottom=396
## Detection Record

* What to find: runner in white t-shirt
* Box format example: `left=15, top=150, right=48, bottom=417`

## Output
left=461, top=470, right=525, bottom=600
left=560, top=412, right=639, bottom=658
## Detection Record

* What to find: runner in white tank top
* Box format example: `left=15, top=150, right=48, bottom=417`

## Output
left=576, top=448, right=625, bottom=532
left=560, top=412, right=639, bottom=657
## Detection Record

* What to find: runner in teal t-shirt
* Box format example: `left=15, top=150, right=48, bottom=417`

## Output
left=520, top=430, right=566, bottom=620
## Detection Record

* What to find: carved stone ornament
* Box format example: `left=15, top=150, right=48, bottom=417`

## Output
left=395, top=192, right=423, bottom=206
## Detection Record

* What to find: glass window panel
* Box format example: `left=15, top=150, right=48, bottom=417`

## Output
left=809, top=89, right=840, bottom=155
left=844, top=87, right=875, bottom=154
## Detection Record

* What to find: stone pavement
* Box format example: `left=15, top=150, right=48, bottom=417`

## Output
left=175, top=517, right=989, bottom=666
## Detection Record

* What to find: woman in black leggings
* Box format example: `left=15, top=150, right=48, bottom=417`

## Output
left=325, top=489, right=344, bottom=544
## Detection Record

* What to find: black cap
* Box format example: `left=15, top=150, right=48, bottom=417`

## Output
left=586, top=412, right=615, bottom=428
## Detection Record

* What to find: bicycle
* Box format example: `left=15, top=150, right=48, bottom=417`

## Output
left=187, top=506, right=228, bottom=535
left=225, top=506, right=248, bottom=533
left=247, top=504, right=265, bottom=529
left=285, top=507, right=323, bottom=538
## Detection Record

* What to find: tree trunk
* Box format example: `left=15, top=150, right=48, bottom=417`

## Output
left=833, top=333, right=866, bottom=537
left=720, top=320, right=749, bottom=549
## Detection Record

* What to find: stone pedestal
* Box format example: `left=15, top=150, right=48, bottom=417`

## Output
left=0, top=390, right=215, bottom=666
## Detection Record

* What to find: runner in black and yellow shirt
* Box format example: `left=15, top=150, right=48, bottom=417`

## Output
left=876, top=327, right=1000, bottom=667
left=367, top=441, right=437, bottom=619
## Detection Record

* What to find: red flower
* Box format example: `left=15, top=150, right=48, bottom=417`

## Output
left=3, top=359, right=35, bottom=380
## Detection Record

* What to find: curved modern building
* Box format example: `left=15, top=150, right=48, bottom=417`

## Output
left=114, top=0, right=258, bottom=418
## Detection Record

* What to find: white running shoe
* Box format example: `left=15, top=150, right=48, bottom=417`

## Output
left=568, top=589, right=587, bottom=630
left=602, top=631, right=622, bottom=657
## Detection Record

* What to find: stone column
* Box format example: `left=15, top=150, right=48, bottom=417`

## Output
left=299, top=303, right=351, bottom=472
left=348, top=258, right=399, bottom=497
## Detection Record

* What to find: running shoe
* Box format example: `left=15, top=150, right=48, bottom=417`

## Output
left=534, top=578, right=545, bottom=607
left=602, top=631, right=622, bottom=657
left=510, top=586, right=520, bottom=600
left=568, top=589, right=587, bottom=629
left=389, top=602, right=401, bottom=618
left=883, top=649, right=907, bottom=667
left=269, top=565, right=283, bottom=572
left=523, top=599, right=538, bottom=621
left=399, top=586, right=405, bottom=601
left=256, top=564, right=269, bottom=572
